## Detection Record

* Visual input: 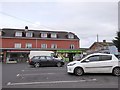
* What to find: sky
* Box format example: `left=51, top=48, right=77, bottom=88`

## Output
left=0, top=0, right=119, bottom=48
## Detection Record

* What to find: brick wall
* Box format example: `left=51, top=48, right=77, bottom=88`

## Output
left=2, top=38, right=79, bottom=49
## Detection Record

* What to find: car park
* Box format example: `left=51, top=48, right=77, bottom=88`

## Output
left=67, top=53, right=120, bottom=76
left=29, top=56, right=64, bottom=67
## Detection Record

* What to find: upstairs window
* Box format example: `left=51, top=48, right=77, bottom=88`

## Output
left=70, top=44, right=75, bottom=49
left=41, top=33, right=47, bottom=38
left=14, top=43, right=21, bottom=48
left=26, top=32, right=33, bottom=37
left=51, top=44, right=57, bottom=49
left=51, top=33, right=57, bottom=38
left=15, top=32, right=22, bottom=37
left=68, top=34, right=74, bottom=39
left=26, top=43, right=32, bottom=48
left=41, top=44, right=47, bottom=49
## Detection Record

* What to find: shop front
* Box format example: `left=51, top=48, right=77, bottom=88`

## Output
left=3, top=50, right=30, bottom=63
left=56, top=50, right=82, bottom=62
left=0, top=51, right=3, bottom=62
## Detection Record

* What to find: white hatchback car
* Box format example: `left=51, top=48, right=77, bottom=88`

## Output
left=67, top=53, right=120, bottom=76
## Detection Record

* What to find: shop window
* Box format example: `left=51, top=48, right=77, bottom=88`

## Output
left=26, top=43, right=32, bottom=48
left=14, top=43, right=21, bottom=48
left=41, top=44, right=47, bottom=49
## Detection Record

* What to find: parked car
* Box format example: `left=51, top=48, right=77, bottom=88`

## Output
left=6, top=57, right=17, bottom=64
left=29, top=56, right=64, bottom=68
left=67, top=53, right=120, bottom=76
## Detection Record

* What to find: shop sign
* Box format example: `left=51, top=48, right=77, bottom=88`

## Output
left=57, top=50, right=81, bottom=53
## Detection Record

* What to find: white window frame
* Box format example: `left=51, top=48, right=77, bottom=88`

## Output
left=41, top=44, right=47, bottom=49
left=70, top=44, right=75, bottom=49
left=15, top=32, right=22, bottom=37
left=68, top=34, right=74, bottom=39
left=41, top=33, right=47, bottom=38
left=14, top=43, right=21, bottom=48
left=26, top=32, right=33, bottom=37
left=51, top=33, right=57, bottom=38
left=26, top=43, right=32, bottom=48
left=51, top=44, right=57, bottom=49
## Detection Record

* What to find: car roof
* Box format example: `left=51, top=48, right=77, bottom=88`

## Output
left=88, top=53, right=113, bottom=56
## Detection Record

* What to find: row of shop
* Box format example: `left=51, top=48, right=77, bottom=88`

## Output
left=0, top=49, right=83, bottom=63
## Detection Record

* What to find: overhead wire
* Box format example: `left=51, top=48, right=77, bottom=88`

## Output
left=0, top=11, right=55, bottom=30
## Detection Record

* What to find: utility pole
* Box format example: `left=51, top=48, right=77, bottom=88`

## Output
left=97, top=34, right=99, bottom=42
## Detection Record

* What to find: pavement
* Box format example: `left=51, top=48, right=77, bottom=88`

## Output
left=1, top=62, right=120, bottom=89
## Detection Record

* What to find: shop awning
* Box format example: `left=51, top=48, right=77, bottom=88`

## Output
left=57, top=50, right=82, bottom=53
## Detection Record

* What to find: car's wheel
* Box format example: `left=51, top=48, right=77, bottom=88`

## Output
left=113, top=67, right=120, bottom=76
left=57, top=62, right=62, bottom=67
left=34, top=62, right=40, bottom=68
left=74, top=67, right=84, bottom=76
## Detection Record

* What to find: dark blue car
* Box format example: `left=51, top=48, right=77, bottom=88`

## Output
left=29, top=56, right=64, bottom=68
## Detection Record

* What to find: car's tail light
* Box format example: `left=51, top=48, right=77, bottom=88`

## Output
left=28, top=59, right=32, bottom=63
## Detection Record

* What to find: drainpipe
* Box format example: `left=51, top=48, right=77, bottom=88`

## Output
left=3, top=51, right=6, bottom=63
left=36, top=38, right=37, bottom=48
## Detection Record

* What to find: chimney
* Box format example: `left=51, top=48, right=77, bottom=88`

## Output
left=103, top=40, right=106, bottom=43
left=25, top=26, right=28, bottom=31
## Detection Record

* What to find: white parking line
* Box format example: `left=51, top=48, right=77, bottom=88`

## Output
left=21, top=68, right=64, bottom=72
left=7, top=79, right=97, bottom=86
left=16, top=72, right=65, bottom=77
left=18, top=73, right=55, bottom=76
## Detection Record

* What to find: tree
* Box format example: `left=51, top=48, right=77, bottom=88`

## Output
left=113, top=31, right=120, bottom=52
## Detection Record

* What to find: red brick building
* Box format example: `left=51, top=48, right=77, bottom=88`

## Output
left=0, top=27, right=80, bottom=63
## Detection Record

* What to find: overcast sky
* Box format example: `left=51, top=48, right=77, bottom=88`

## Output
left=0, top=1, right=118, bottom=48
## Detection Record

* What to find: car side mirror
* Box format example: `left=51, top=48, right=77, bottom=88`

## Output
left=81, top=59, right=89, bottom=63
left=82, top=59, right=89, bottom=62
left=85, top=59, right=90, bottom=62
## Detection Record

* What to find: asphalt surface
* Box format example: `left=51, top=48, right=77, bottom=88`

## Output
left=2, top=62, right=120, bottom=88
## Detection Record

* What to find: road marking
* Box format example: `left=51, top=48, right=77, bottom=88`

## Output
left=7, top=82, right=11, bottom=85
left=7, top=79, right=97, bottom=86
left=21, top=68, right=64, bottom=72
left=21, top=70, right=25, bottom=72
left=16, top=74, right=20, bottom=77
left=17, top=73, right=63, bottom=77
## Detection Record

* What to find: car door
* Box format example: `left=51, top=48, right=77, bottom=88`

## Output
left=96, top=55, right=113, bottom=73
left=40, top=56, right=48, bottom=66
left=81, top=55, right=102, bottom=73
left=46, top=56, right=55, bottom=66
left=32, top=56, right=40, bottom=63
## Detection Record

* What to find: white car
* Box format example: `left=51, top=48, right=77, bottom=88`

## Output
left=67, top=53, right=120, bottom=76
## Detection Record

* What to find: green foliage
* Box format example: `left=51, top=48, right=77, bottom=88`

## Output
left=113, top=31, right=120, bottom=52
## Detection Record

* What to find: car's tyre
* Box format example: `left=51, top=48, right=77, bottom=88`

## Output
left=57, top=62, right=62, bottom=67
left=113, top=67, right=120, bottom=76
left=74, top=67, right=84, bottom=76
left=34, top=62, right=40, bottom=68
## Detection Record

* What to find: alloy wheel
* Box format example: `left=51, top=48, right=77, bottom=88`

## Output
left=113, top=68, right=120, bottom=76
left=75, top=68, right=84, bottom=76
left=34, top=63, right=40, bottom=68
left=57, top=62, right=62, bottom=67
